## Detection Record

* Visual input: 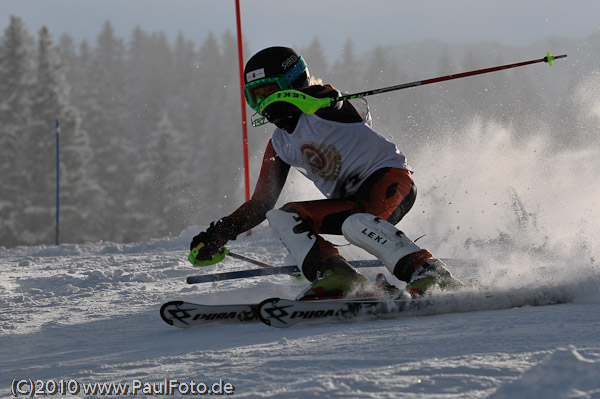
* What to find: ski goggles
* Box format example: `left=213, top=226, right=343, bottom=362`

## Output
left=243, top=56, right=307, bottom=113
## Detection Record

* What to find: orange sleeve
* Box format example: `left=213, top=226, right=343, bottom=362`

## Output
left=225, top=139, right=290, bottom=236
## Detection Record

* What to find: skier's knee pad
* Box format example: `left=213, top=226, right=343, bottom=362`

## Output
left=266, top=209, right=316, bottom=267
left=341, top=213, right=421, bottom=275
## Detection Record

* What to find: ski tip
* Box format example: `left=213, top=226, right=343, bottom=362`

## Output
left=160, top=300, right=185, bottom=326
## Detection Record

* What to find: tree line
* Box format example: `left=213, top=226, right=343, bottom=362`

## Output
left=1, top=14, right=598, bottom=248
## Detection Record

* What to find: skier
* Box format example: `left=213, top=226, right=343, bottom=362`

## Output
left=190, top=46, right=462, bottom=299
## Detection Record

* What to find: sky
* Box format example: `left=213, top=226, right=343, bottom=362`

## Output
left=1, top=0, right=599, bottom=58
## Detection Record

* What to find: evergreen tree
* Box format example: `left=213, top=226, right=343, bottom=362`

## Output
left=23, top=26, right=92, bottom=245
left=70, top=39, right=91, bottom=105
left=80, top=21, right=130, bottom=241
left=58, top=33, right=77, bottom=84
left=121, top=27, right=178, bottom=240
left=188, top=33, right=224, bottom=212
left=332, top=39, right=360, bottom=92
left=0, top=15, right=33, bottom=247
left=301, top=38, right=330, bottom=82
left=220, top=30, right=247, bottom=207
left=126, top=27, right=173, bottom=127
left=167, top=33, right=197, bottom=137
left=180, top=31, right=248, bottom=225
left=173, top=33, right=197, bottom=92
left=129, top=113, right=192, bottom=239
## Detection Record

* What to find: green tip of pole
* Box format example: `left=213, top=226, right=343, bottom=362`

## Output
left=545, top=51, right=555, bottom=66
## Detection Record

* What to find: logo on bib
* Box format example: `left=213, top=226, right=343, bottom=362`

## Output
left=300, top=142, right=342, bottom=181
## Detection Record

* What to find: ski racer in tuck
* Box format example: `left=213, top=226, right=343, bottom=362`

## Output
left=190, top=46, right=462, bottom=300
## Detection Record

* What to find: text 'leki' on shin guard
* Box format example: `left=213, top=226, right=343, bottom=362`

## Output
left=342, top=213, right=422, bottom=276
left=266, top=209, right=316, bottom=268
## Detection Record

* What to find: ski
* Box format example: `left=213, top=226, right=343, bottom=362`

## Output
left=159, top=289, right=396, bottom=328
left=160, top=300, right=258, bottom=328
left=257, top=297, right=403, bottom=328
left=256, top=285, right=574, bottom=328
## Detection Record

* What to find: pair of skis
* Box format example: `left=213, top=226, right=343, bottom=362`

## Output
left=161, top=294, right=423, bottom=329
left=162, top=250, right=408, bottom=328
left=160, top=284, right=572, bottom=329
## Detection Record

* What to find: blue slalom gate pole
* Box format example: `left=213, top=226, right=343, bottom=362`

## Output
left=55, top=119, right=60, bottom=246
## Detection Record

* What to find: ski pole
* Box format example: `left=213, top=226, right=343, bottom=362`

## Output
left=186, top=259, right=383, bottom=284
left=190, top=246, right=283, bottom=269
left=186, top=265, right=302, bottom=284
left=226, top=249, right=275, bottom=268
left=189, top=246, right=308, bottom=284
left=227, top=249, right=308, bottom=284
left=253, top=51, right=567, bottom=124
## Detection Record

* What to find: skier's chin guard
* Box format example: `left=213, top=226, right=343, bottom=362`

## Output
left=263, top=102, right=301, bottom=132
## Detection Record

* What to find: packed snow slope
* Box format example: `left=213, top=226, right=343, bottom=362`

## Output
left=1, top=220, right=599, bottom=398
left=3, top=100, right=600, bottom=397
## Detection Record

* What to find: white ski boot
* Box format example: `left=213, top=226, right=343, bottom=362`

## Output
left=266, top=209, right=372, bottom=300
left=342, top=213, right=463, bottom=296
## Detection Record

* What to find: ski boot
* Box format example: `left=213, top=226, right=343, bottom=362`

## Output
left=266, top=209, right=377, bottom=300
left=296, top=255, right=372, bottom=300
left=404, top=258, right=464, bottom=297
left=374, top=273, right=401, bottom=297
left=296, top=260, right=402, bottom=301
left=341, top=213, right=464, bottom=298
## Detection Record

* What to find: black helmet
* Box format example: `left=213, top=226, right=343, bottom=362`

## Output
left=243, top=46, right=310, bottom=113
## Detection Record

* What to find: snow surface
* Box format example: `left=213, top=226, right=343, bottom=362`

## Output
left=1, top=224, right=599, bottom=399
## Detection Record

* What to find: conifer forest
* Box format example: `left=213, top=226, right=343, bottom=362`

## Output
left=1, top=15, right=598, bottom=247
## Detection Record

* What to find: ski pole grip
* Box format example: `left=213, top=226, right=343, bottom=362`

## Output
left=188, top=246, right=229, bottom=267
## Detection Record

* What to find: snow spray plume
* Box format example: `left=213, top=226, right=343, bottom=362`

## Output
left=403, top=84, right=600, bottom=296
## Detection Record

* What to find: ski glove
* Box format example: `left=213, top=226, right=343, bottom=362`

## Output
left=190, top=217, right=237, bottom=261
